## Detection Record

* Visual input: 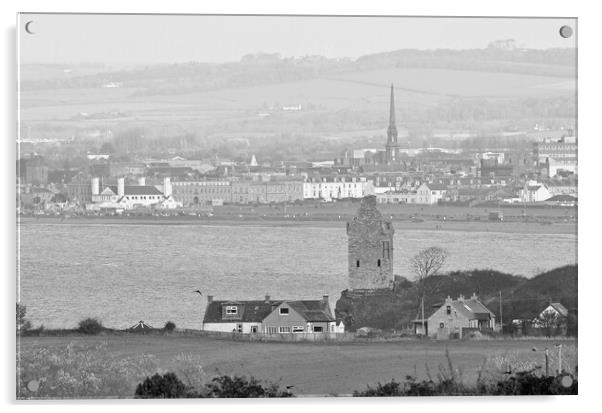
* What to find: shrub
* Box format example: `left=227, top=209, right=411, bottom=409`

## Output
left=205, top=375, right=294, bottom=398
left=77, top=318, right=103, bottom=335
left=17, top=342, right=158, bottom=399
left=16, top=303, right=32, bottom=334
left=491, top=372, right=578, bottom=395
left=134, top=373, right=188, bottom=399
left=164, top=321, right=176, bottom=333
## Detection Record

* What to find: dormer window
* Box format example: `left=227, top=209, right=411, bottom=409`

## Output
left=280, top=307, right=289, bottom=315
left=225, top=306, right=238, bottom=315
left=446, top=305, right=451, bottom=315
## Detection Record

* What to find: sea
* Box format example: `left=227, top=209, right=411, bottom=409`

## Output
left=17, top=222, right=577, bottom=329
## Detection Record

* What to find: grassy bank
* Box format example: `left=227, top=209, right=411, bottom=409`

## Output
left=17, top=334, right=577, bottom=397
left=19, top=214, right=577, bottom=235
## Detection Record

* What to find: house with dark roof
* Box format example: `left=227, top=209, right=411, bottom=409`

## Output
left=262, top=296, right=336, bottom=334
left=413, top=293, right=497, bottom=339
left=202, top=295, right=339, bottom=334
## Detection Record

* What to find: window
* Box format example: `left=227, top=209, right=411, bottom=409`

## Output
left=251, top=326, right=258, bottom=333
left=382, top=241, right=391, bottom=259
left=267, top=327, right=277, bottom=334
left=237, top=324, right=242, bottom=333
left=313, top=326, right=323, bottom=332
left=446, top=305, right=451, bottom=315
left=439, top=322, right=445, bottom=328
left=356, top=260, right=360, bottom=268
left=292, top=326, right=304, bottom=333
left=279, top=307, right=289, bottom=315
left=377, top=259, right=381, bottom=267
left=225, top=306, right=238, bottom=315
left=279, top=326, right=291, bottom=333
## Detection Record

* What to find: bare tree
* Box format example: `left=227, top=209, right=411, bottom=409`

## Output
left=410, top=247, right=448, bottom=334
left=410, top=246, right=449, bottom=292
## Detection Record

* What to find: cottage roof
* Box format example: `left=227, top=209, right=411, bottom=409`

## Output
left=203, top=298, right=334, bottom=323
left=203, top=300, right=281, bottom=323
left=548, top=302, right=569, bottom=317
left=287, top=300, right=334, bottom=322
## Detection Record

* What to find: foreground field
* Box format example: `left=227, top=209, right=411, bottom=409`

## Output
left=18, top=335, right=577, bottom=396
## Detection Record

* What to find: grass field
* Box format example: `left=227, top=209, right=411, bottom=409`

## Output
left=20, top=67, right=573, bottom=128
left=17, top=334, right=577, bottom=396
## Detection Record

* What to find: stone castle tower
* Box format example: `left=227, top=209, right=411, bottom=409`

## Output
left=385, top=84, right=400, bottom=164
left=346, top=195, right=394, bottom=289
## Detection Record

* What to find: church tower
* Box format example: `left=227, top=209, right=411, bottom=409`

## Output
left=385, top=84, right=400, bottom=164
left=346, top=195, right=394, bottom=290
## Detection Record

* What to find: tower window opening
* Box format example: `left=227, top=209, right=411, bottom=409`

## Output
left=377, top=259, right=381, bottom=267
left=356, top=260, right=360, bottom=268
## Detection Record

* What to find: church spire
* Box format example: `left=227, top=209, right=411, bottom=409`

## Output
left=385, top=83, right=399, bottom=163
left=386, top=83, right=398, bottom=144
left=389, top=83, right=396, bottom=128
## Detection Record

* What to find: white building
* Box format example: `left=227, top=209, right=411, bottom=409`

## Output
left=303, top=177, right=374, bottom=200
left=519, top=181, right=552, bottom=203
left=87, top=177, right=181, bottom=211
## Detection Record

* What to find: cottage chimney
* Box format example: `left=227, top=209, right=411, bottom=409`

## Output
left=137, top=176, right=146, bottom=186
left=471, top=292, right=478, bottom=300
left=117, top=177, right=125, bottom=197
left=207, top=295, right=213, bottom=303
left=445, top=296, right=452, bottom=304
left=322, top=295, right=329, bottom=303
left=458, top=294, right=465, bottom=302
left=265, top=294, right=271, bottom=303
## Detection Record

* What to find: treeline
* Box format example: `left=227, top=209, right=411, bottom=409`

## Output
left=335, top=265, right=578, bottom=333
left=21, top=47, right=574, bottom=93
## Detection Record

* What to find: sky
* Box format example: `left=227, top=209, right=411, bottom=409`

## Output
left=18, top=14, right=577, bottom=65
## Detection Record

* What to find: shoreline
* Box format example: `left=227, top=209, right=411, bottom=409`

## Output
left=18, top=215, right=577, bottom=235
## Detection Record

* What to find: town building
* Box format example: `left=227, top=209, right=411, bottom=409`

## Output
left=533, top=135, right=577, bottom=177
left=376, top=182, right=447, bottom=205
left=347, top=195, right=394, bottom=290
left=303, top=177, right=373, bottom=200
left=413, top=294, right=497, bottom=339
left=66, top=180, right=93, bottom=204
left=171, top=180, right=232, bottom=206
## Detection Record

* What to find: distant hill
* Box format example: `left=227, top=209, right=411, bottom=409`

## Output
left=21, top=47, right=575, bottom=93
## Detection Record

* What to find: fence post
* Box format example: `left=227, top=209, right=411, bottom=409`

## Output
left=544, top=348, right=549, bottom=376
left=556, top=344, right=562, bottom=374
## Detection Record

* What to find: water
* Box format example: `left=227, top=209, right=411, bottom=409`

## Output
left=18, top=222, right=577, bottom=329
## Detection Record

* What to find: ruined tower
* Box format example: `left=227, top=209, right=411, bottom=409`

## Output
left=385, top=84, right=400, bottom=164
left=346, top=195, right=394, bottom=290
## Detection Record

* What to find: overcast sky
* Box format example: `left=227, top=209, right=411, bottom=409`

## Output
left=18, top=14, right=576, bottom=65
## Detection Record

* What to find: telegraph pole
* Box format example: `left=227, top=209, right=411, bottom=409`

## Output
left=421, top=296, right=425, bottom=335
left=499, top=290, right=503, bottom=333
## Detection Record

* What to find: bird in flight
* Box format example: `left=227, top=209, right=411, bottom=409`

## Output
left=194, top=290, right=202, bottom=295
